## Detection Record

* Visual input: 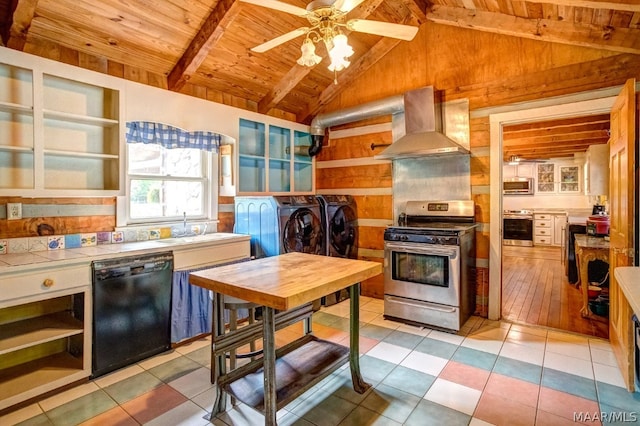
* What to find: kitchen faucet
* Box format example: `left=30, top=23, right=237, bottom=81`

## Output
left=183, top=212, right=187, bottom=234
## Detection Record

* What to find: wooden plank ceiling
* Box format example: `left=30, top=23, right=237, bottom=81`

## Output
left=1, top=0, right=636, bottom=160
left=502, top=113, right=611, bottom=162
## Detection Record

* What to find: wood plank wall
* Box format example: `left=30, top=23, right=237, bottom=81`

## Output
left=0, top=197, right=115, bottom=237
left=315, top=24, right=640, bottom=312
left=315, top=116, right=393, bottom=298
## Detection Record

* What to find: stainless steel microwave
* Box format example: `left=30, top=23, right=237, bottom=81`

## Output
left=503, top=178, right=534, bottom=195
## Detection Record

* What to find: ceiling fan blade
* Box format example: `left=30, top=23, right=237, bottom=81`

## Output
left=347, top=19, right=419, bottom=41
left=239, top=0, right=308, bottom=17
left=251, top=27, right=309, bottom=53
left=334, top=0, right=366, bottom=12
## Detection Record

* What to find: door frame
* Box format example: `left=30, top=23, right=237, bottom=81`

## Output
left=488, top=97, right=616, bottom=320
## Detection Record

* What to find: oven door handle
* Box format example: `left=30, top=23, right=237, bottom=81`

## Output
left=386, top=296, right=457, bottom=313
left=384, top=242, right=459, bottom=259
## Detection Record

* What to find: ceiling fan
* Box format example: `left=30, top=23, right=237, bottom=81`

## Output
left=240, top=0, right=419, bottom=77
left=505, top=155, right=547, bottom=165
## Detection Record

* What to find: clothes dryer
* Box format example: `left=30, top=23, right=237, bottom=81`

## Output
left=234, top=196, right=324, bottom=259
left=317, top=195, right=358, bottom=305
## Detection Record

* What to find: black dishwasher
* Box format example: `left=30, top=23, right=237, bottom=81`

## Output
left=92, top=252, right=174, bottom=378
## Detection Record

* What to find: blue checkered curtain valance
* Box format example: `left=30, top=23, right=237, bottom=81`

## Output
left=126, top=121, right=221, bottom=152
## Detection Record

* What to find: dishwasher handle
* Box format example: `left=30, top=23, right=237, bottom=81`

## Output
left=92, top=252, right=174, bottom=281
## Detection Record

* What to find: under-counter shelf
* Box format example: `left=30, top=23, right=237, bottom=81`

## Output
left=0, top=312, right=83, bottom=355
left=221, top=335, right=348, bottom=412
left=0, top=286, right=90, bottom=411
left=0, top=351, right=84, bottom=408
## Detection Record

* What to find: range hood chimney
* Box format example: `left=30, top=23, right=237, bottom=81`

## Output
left=374, top=86, right=469, bottom=160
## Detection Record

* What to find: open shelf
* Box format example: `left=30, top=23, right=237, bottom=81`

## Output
left=43, top=149, right=119, bottom=160
left=43, top=109, right=119, bottom=127
left=0, top=312, right=83, bottom=355
left=0, top=101, right=32, bottom=115
left=221, top=335, right=348, bottom=412
left=0, top=145, right=33, bottom=153
left=0, top=352, right=83, bottom=404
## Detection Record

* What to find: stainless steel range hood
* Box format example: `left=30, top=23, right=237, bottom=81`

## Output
left=374, top=87, right=469, bottom=160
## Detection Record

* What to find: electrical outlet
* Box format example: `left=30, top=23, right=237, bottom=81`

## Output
left=6, top=203, right=22, bottom=220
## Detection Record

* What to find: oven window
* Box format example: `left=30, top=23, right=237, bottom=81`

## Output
left=391, top=251, right=449, bottom=287
left=503, top=218, right=533, bottom=241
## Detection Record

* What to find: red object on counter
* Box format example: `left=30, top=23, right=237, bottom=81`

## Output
left=586, top=215, right=610, bottom=236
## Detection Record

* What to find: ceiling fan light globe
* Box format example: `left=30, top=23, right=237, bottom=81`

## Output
left=297, top=39, right=323, bottom=67
left=328, top=56, right=350, bottom=72
left=330, top=34, right=353, bottom=58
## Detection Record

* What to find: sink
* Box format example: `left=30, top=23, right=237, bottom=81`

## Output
left=152, top=233, right=233, bottom=245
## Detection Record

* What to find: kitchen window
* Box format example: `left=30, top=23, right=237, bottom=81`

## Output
left=125, top=122, right=220, bottom=223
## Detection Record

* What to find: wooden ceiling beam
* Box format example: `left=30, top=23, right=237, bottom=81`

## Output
left=396, top=0, right=429, bottom=24
left=258, top=65, right=314, bottom=113
left=168, top=0, right=241, bottom=92
left=504, top=130, right=610, bottom=146
left=503, top=123, right=610, bottom=140
left=426, top=5, right=640, bottom=55
left=257, top=0, right=388, bottom=115
left=503, top=114, right=610, bottom=133
left=6, top=0, right=38, bottom=50
left=527, top=0, right=640, bottom=13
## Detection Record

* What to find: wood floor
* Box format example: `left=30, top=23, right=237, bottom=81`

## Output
left=502, top=245, right=609, bottom=339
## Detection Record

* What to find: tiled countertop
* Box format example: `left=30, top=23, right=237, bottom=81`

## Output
left=615, top=266, right=640, bottom=317
left=0, top=233, right=251, bottom=274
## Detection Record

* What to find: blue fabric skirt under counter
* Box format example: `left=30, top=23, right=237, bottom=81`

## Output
left=171, top=258, right=250, bottom=343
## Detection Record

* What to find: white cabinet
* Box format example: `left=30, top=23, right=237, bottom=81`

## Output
left=536, top=162, right=581, bottom=194
left=534, top=213, right=553, bottom=246
left=534, top=212, right=567, bottom=246
left=0, top=48, right=124, bottom=196
left=0, top=264, right=91, bottom=410
left=553, top=214, right=567, bottom=246
left=238, top=118, right=314, bottom=194
left=584, top=143, right=609, bottom=196
left=503, top=163, right=534, bottom=178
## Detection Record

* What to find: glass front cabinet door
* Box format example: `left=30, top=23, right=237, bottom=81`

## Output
left=559, top=165, right=580, bottom=193
left=238, top=118, right=314, bottom=194
left=536, top=163, right=555, bottom=193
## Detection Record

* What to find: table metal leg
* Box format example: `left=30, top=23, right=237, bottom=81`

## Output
left=349, top=283, right=371, bottom=394
left=211, top=292, right=228, bottom=417
left=263, top=306, right=277, bottom=426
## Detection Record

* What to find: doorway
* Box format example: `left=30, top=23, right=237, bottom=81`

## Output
left=488, top=94, right=618, bottom=336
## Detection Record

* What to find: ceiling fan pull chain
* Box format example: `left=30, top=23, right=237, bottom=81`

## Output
left=334, top=69, right=338, bottom=85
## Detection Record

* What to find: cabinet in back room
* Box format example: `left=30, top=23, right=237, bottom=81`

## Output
left=503, top=163, right=535, bottom=178
left=584, top=143, right=609, bottom=197
left=533, top=212, right=567, bottom=247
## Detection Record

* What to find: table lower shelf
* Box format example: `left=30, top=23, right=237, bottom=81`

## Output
left=220, top=334, right=349, bottom=412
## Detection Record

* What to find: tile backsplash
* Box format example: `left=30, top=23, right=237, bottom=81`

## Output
left=0, top=223, right=214, bottom=255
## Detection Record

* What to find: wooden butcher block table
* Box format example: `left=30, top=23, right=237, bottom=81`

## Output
left=189, top=252, right=382, bottom=425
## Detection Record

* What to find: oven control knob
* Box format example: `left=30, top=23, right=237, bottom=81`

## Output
left=401, top=235, right=408, bottom=241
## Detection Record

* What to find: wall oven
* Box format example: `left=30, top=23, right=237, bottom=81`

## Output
left=503, top=210, right=533, bottom=247
left=383, top=200, right=476, bottom=332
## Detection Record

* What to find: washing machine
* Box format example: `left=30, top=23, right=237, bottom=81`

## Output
left=234, top=196, right=324, bottom=259
left=317, top=195, right=358, bottom=305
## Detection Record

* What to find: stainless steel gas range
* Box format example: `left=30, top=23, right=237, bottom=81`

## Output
left=383, top=200, right=477, bottom=332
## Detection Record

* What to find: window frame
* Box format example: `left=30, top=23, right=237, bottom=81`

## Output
left=125, top=143, right=219, bottom=226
